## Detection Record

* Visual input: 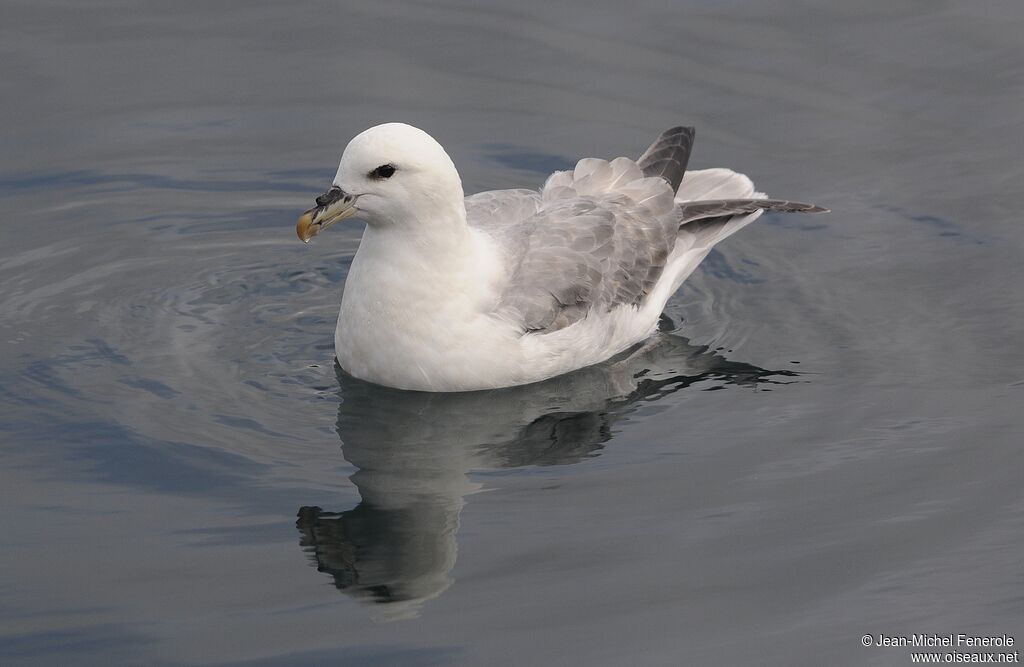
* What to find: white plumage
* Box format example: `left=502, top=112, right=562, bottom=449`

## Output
left=298, top=123, right=824, bottom=391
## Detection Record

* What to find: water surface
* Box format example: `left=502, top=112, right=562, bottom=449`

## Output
left=1, top=1, right=1022, bottom=665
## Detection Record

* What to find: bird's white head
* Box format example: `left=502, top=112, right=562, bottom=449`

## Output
left=297, top=123, right=465, bottom=241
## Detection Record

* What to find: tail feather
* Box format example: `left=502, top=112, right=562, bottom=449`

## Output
left=675, top=167, right=756, bottom=201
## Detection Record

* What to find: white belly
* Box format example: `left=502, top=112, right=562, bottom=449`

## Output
left=336, top=300, right=523, bottom=391
left=336, top=281, right=663, bottom=392
left=332, top=225, right=679, bottom=392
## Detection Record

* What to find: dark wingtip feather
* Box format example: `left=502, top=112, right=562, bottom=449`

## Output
left=678, top=199, right=829, bottom=225
left=637, top=126, right=696, bottom=193
left=774, top=201, right=829, bottom=214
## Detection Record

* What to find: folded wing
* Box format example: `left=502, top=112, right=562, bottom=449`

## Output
left=470, top=127, right=827, bottom=335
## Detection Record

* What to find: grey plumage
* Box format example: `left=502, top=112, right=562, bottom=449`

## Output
left=467, top=128, right=827, bottom=335
left=483, top=197, right=677, bottom=332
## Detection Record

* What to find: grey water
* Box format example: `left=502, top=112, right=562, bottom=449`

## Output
left=1, top=1, right=1022, bottom=665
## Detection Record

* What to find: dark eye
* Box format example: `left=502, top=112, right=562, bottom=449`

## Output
left=369, top=163, right=396, bottom=180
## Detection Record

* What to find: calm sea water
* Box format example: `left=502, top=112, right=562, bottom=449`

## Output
left=2, top=1, right=1022, bottom=665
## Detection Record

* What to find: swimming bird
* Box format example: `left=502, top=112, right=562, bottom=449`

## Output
left=296, top=123, right=825, bottom=392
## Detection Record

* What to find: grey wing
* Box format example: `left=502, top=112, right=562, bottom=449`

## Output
left=471, top=129, right=827, bottom=335
left=465, top=189, right=543, bottom=234
left=488, top=199, right=677, bottom=334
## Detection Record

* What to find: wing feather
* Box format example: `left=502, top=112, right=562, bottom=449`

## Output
left=637, top=126, right=695, bottom=192
left=680, top=199, right=828, bottom=223
left=478, top=194, right=678, bottom=335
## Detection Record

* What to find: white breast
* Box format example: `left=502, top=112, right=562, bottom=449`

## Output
left=335, top=226, right=523, bottom=391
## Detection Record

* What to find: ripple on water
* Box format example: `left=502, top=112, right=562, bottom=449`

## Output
left=1, top=161, right=859, bottom=514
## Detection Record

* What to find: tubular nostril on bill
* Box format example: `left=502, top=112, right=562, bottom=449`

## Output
left=316, top=187, right=343, bottom=208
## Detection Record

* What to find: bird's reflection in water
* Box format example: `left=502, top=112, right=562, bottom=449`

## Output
left=296, top=323, right=795, bottom=619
